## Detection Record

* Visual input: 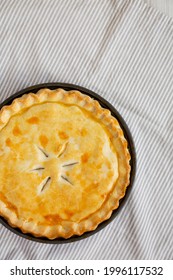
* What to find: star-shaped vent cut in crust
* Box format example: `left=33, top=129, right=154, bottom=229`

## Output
left=29, top=142, right=79, bottom=193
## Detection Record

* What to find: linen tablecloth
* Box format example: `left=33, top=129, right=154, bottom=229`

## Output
left=0, top=0, right=172, bottom=260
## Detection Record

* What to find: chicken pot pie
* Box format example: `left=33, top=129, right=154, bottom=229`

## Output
left=0, top=88, right=130, bottom=239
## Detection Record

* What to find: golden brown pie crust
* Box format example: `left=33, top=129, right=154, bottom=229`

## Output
left=0, top=88, right=131, bottom=239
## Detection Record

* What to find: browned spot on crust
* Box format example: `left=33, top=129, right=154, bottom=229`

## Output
left=39, top=135, right=48, bottom=147
left=64, top=210, right=74, bottom=218
left=96, top=163, right=102, bottom=169
left=80, top=128, right=87, bottom=136
left=54, top=143, right=61, bottom=154
left=0, top=192, right=18, bottom=217
left=5, top=138, right=12, bottom=147
left=13, top=125, right=22, bottom=136
left=85, top=182, right=99, bottom=193
left=58, top=131, right=69, bottom=140
left=108, top=170, right=114, bottom=177
left=93, top=181, right=99, bottom=188
left=44, top=214, right=63, bottom=225
left=27, top=117, right=39, bottom=124
left=81, top=152, right=89, bottom=163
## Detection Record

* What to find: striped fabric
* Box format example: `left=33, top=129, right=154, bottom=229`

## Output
left=0, top=0, right=172, bottom=260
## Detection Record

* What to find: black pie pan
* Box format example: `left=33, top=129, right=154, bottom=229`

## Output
left=0, top=83, right=136, bottom=243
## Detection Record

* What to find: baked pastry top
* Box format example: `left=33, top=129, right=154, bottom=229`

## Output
left=0, top=88, right=130, bottom=239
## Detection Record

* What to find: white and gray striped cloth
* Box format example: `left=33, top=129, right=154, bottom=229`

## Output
left=0, top=0, right=172, bottom=260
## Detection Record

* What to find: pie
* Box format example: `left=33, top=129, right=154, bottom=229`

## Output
left=0, top=88, right=131, bottom=239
